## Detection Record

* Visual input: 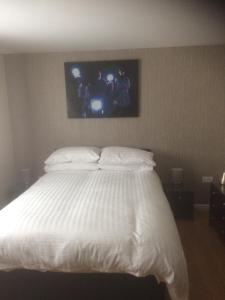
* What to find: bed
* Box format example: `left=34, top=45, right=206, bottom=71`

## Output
left=0, top=147, right=188, bottom=300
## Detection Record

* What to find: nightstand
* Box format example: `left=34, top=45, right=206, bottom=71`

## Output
left=209, top=183, right=225, bottom=239
left=163, top=185, right=194, bottom=220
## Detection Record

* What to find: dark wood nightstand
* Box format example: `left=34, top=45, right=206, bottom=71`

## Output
left=163, top=185, right=194, bottom=219
left=209, top=183, right=225, bottom=239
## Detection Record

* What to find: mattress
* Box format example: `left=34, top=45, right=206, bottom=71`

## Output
left=0, top=170, right=188, bottom=300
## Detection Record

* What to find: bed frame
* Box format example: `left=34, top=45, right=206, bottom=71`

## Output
left=0, top=270, right=166, bottom=300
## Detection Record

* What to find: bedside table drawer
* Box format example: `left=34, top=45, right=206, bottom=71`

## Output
left=209, top=183, right=225, bottom=240
left=165, top=190, right=194, bottom=219
left=210, top=188, right=224, bottom=204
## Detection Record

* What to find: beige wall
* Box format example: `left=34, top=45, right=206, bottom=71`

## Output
left=5, top=46, right=225, bottom=203
left=4, top=55, right=33, bottom=179
left=0, top=55, right=15, bottom=207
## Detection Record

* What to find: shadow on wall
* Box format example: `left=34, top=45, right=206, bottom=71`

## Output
left=153, top=149, right=209, bottom=204
left=154, top=150, right=194, bottom=186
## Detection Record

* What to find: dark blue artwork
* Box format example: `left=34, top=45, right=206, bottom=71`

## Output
left=64, top=60, right=139, bottom=118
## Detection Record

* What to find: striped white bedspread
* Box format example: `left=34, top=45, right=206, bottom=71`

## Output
left=0, top=170, right=188, bottom=300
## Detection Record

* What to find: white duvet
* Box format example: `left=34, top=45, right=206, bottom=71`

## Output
left=0, top=170, right=188, bottom=300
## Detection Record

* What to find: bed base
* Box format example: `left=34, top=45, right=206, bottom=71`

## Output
left=0, top=270, right=166, bottom=300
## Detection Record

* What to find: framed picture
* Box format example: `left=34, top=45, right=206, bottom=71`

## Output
left=64, top=59, right=139, bottom=118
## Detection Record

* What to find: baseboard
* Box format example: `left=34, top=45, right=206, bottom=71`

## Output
left=194, top=203, right=209, bottom=211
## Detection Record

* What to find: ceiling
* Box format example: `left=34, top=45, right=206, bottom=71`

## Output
left=0, top=0, right=225, bottom=54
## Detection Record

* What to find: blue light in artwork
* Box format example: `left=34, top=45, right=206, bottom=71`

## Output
left=106, top=74, right=114, bottom=82
left=71, top=67, right=81, bottom=78
left=90, top=98, right=103, bottom=112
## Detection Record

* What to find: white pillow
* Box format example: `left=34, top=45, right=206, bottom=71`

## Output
left=99, top=147, right=156, bottom=166
left=99, top=163, right=154, bottom=171
left=44, top=162, right=99, bottom=172
left=45, top=147, right=100, bottom=165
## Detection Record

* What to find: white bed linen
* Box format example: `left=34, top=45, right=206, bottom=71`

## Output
left=0, top=170, right=188, bottom=300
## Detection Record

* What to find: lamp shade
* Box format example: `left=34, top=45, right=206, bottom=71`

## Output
left=171, top=168, right=183, bottom=185
left=20, top=168, right=31, bottom=189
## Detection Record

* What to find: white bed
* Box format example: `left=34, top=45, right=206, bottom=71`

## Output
left=0, top=169, right=188, bottom=300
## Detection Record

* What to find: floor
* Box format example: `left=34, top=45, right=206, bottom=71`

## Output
left=176, top=210, right=225, bottom=300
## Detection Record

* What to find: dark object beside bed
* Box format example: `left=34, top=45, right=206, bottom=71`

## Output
left=0, top=270, right=165, bottom=300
